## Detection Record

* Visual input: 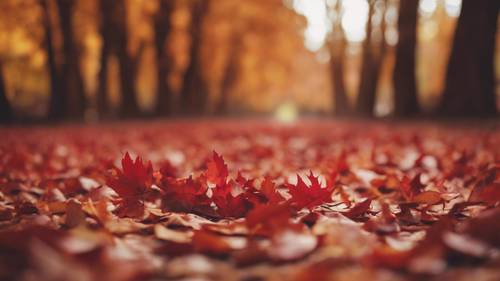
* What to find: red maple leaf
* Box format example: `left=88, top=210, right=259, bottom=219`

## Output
left=160, top=176, right=212, bottom=214
left=286, top=171, right=335, bottom=210
left=246, top=202, right=294, bottom=235
left=107, top=152, right=153, bottom=217
left=205, top=153, right=253, bottom=218
left=206, top=151, right=229, bottom=186
left=158, top=160, right=177, bottom=178
left=212, top=180, right=252, bottom=218
left=234, top=172, right=267, bottom=206
left=260, top=176, right=284, bottom=204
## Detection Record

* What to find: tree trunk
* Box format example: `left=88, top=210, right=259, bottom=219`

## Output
left=97, top=0, right=143, bottom=119
left=0, top=62, right=12, bottom=123
left=330, top=43, right=349, bottom=116
left=439, top=0, right=499, bottom=117
left=56, top=0, right=86, bottom=120
left=356, top=1, right=376, bottom=116
left=96, top=51, right=109, bottom=118
left=96, top=0, right=112, bottom=119
left=357, top=0, right=387, bottom=117
left=329, top=0, right=349, bottom=116
left=393, top=0, right=419, bottom=117
left=114, top=0, right=140, bottom=118
left=41, top=0, right=64, bottom=121
left=154, top=0, right=174, bottom=116
left=180, top=0, right=210, bottom=115
left=217, top=38, right=240, bottom=115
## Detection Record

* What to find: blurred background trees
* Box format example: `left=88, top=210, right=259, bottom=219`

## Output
left=392, top=0, right=419, bottom=117
left=154, top=0, right=175, bottom=116
left=439, top=0, right=498, bottom=117
left=356, top=0, right=388, bottom=116
left=0, top=0, right=498, bottom=123
left=180, top=0, right=210, bottom=115
left=0, top=61, right=11, bottom=122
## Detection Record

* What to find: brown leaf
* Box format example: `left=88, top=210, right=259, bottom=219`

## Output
left=65, top=200, right=86, bottom=228
left=413, top=191, right=442, bottom=205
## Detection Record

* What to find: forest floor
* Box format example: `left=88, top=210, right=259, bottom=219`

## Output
left=0, top=119, right=499, bottom=281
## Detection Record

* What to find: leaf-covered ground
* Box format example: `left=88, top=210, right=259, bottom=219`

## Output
left=1, top=119, right=499, bottom=281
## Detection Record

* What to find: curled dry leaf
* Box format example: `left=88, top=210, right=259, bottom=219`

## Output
left=342, top=198, right=372, bottom=219
left=154, top=224, right=193, bottom=243
left=412, top=191, right=442, bottom=205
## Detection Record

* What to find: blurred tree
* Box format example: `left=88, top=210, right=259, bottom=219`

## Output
left=327, top=0, right=349, bottom=116
left=216, top=35, right=241, bottom=115
left=56, top=0, right=86, bottom=119
left=439, top=0, right=499, bottom=117
left=96, top=0, right=112, bottom=118
left=203, top=0, right=305, bottom=114
left=154, top=0, right=175, bottom=116
left=97, top=0, right=142, bottom=118
left=42, top=0, right=87, bottom=121
left=357, top=0, right=387, bottom=117
left=393, top=0, right=419, bottom=117
left=181, top=0, right=210, bottom=115
left=41, top=0, right=65, bottom=121
left=0, top=61, right=12, bottom=123
left=114, top=0, right=142, bottom=118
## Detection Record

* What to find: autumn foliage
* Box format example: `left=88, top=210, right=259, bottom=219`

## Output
left=0, top=120, right=499, bottom=280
